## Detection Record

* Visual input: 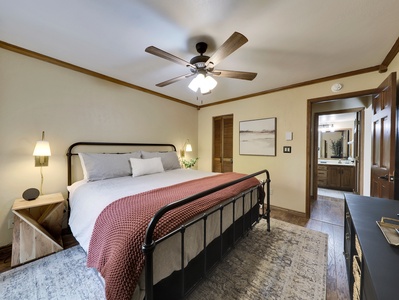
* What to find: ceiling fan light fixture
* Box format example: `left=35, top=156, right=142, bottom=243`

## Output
left=188, top=73, right=204, bottom=92
left=188, top=73, right=217, bottom=94
left=205, top=75, right=217, bottom=90
left=146, top=32, right=256, bottom=94
left=200, top=85, right=210, bottom=94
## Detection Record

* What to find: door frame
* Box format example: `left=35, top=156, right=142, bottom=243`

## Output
left=306, top=88, right=377, bottom=217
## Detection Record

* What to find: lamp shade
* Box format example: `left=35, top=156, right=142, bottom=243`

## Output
left=188, top=73, right=204, bottom=92
left=188, top=73, right=217, bottom=94
left=185, top=143, right=192, bottom=152
left=33, top=141, right=51, bottom=156
left=205, top=75, right=217, bottom=90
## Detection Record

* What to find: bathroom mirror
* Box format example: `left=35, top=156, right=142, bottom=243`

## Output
left=319, top=129, right=352, bottom=159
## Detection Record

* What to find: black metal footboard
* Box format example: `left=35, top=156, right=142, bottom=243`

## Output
left=142, top=169, right=271, bottom=300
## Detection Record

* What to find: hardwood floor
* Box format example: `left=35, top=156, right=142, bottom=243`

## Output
left=0, top=244, right=12, bottom=273
left=1, top=192, right=350, bottom=299
left=272, top=188, right=350, bottom=300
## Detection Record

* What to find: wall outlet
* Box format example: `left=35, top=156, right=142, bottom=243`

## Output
left=283, top=146, right=292, bottom=153
left=8, top=218, right=14, bottom=229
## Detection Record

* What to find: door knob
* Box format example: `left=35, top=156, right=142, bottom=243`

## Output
left=378, top=174, right=389, bottom=180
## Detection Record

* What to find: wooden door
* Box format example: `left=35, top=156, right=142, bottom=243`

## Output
left=370, top=72, right=397, bottom=198
left=353, top=111, right=361, bottom=194
left=213, top=115, right=233, bottom=173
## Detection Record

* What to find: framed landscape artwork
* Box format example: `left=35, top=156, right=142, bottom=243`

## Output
left=239, top=117, right=276, bottom=156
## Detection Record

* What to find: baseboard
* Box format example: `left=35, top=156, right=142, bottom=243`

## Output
left=270, top=205, right=306, bottom=218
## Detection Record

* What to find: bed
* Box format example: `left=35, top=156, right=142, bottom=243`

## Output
left=66, top=142, right=270, bottom=300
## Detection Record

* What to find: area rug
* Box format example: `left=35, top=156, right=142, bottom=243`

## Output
left=0, top=218, right=327, bottom=300
left=188, top=218, right=327, bottom=300
left=0, top=246, right=105, bottom=300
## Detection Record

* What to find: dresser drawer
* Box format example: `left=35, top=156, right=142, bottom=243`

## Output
left=318, top=165, right=328, bottom=171
left=318, top=179, right=327, bottom=186
left=318, top=170, right=327, bottom=178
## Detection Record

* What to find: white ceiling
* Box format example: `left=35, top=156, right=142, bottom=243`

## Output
left=1, top=0, right=399, bottom=106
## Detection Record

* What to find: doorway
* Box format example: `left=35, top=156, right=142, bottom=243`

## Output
left=312, top=111, right=359, bottom=225
left=317, top=112, right=358, bottom=191
left=306, top=91, right=374, bottom=218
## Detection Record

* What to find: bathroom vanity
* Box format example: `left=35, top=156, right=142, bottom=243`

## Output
left=318, top=160, right=355, bottom=191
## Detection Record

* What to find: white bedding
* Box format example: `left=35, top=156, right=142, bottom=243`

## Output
left=68, top=168, right=216, bottom=252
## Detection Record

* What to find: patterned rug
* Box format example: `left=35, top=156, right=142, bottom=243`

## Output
left=0, top=219, right=327, bottom=300
left=188, top=219, right=327, bottom=300
left=0, top=246, right=105, bottom=300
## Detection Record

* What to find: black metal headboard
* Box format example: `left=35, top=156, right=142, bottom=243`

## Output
left=66, top=142, right=177, bottom=186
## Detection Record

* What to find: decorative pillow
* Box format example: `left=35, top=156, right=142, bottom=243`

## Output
left=141, top=151, right=181, bottom=170
left=130, top=157, right=165, bottom=177
left=78, top=152, right=141, bottom=181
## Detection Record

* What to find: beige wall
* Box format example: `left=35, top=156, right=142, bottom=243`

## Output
left=198, top=54, right=399, bottom=213
left=0, top=48, right=198, bottom=247
left=1, top=46, right=398, bottom=248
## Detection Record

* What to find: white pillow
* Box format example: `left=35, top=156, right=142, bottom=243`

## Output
left=79, top=152, right=141, bottom=181
left=141, top=151, right=181, bottom=170
left=130, top=157, right=165, bottom=177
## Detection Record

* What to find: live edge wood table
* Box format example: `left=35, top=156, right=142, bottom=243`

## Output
left=344, top=194, right=399, bottom=300
left=11, top=193, right=65, bottom=267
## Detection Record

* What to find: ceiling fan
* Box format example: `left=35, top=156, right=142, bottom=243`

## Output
left=145, top=32, right=257, bottom=94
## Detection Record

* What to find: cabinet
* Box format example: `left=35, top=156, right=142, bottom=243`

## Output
left=318, top=164, right=355, bottom=191
left=11, top=193, right=65, bottom=267
left=344, top=194, right=399, bottom=299
left=317, top=165, right=328, bottom=186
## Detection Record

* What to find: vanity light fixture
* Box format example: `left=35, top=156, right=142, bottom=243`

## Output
left=33, top=131, right=51, bottom=194
left=318, top=124, right=335, bottom=132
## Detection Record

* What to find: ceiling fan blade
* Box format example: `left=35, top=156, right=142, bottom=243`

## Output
left=205, top=32, right=248, bottom=68
left=145, top=46, right=196, bottom=68
left=155, top=73, right=195, bottom=87
left=212, top=69, right=257, bottom=81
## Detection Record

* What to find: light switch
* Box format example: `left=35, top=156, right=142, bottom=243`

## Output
left=285, top=132, right=293, bottom=141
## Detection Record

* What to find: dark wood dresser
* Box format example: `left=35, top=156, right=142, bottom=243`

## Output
left=344, top=194, right=399, bottom=299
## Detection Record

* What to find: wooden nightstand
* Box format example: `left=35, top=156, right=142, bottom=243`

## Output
left=11, top=192, right=65, bottom=267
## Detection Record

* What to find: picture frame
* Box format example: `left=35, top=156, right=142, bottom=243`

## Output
left=239, top=117, right=276, bottom=156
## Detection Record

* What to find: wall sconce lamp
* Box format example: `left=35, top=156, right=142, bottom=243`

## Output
left=180, top=139, right=192, bottom=158
left=33, top=131, right=51, bottom=194
left=318, top=124, right=335, bottom=133
left=188, top=70, right=217, bottom=95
